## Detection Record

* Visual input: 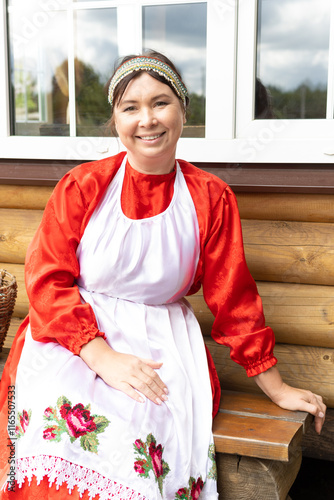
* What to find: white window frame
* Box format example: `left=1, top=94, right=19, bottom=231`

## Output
left=235, top=0, right=334, bottom=163
left=0, top=0, right=333, bottom=163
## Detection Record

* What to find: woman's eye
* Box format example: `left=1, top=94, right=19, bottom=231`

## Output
left=155, top=101, right=168, bottom=107
left=123, top=106, right=136, bottom=112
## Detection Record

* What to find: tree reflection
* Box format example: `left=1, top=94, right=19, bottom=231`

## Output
left=268, top=84, right=327, bottom=119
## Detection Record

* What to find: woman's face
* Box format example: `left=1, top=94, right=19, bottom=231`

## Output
left=113, top=72, right=186, bottom=174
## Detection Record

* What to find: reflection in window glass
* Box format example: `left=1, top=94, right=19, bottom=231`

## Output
left=8, top=2, right=68, bottom=136
left=74, top=9, right=118, bottom=136
left=143, top=3, right=207, bottom=137
left=256, top=0, right=331, bottom=119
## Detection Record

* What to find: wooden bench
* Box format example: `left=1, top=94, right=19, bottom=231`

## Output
left=213, top=390, right=311, bottom=499
left=1, top=184, right=333, bottom=499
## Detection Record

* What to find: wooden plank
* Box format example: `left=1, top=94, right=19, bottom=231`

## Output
left=219, top=391, right=311, bottom=431
left=206, top=339, right=334, bottom=408
left=0, top=263, right=28, bottom=317
left=213, top=412, right=303, bottom=461
left=187, top=282, right=334, bottom=348
left=242, top=219, right=334, bottom=286
left=0, top=185, right=52, bottom=210
left=237, top=193, right=334, bottom=223
left=0, top=209, right=42, bottom=263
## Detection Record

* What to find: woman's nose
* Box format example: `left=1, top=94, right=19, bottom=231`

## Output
left=139, top=108, right=157, bottom=127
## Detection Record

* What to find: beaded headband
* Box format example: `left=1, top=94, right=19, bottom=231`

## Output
left=108, top=57, right=188, bottom=108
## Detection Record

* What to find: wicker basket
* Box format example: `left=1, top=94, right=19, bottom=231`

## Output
left=0, top=269, right=18, bottom=352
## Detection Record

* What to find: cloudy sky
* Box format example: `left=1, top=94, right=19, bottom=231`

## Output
left=8, top=0, right=331, bottom=102
left=257, top=0, right=331, bottom=90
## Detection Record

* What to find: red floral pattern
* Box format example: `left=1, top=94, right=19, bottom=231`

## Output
left=43, top=396, right=109, bottom=454
left=15, top=409, right=32, bottom=438
left=133, top=433, right=170, bottom=496
left=175, top=476, right=205, bottom=500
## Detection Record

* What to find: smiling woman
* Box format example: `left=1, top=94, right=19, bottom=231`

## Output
left=0, top=50, right=326, bottom=500
left=107, top=52, right=189, bottom=174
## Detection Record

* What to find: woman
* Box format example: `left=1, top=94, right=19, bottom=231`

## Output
left=0, top=51, right=326, bottom=499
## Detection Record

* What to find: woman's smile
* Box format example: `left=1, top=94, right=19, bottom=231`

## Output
left=136, top=132, right=166, bottom=142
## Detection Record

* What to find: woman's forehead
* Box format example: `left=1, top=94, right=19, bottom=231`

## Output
left=120, top=72, right=175, bottom=101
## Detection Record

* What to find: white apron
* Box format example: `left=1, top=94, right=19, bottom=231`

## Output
left=13, top=157, right=218, bottom=499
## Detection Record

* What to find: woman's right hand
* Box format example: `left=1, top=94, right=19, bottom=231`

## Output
left=80, top=337, right=168, bottom=405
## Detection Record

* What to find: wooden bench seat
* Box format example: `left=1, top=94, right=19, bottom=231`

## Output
left=214, top=390, right=310, bottom=461
left=213, top=391, right=311, bottom=499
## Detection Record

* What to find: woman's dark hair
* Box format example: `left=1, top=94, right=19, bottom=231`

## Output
left=107, top=50, right=189, bottom=135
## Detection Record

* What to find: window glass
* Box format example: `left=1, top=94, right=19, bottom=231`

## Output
left=74, top=8, right=118, bottom=136
left=8, top=1, right=68, bottom=136
left=143, top=3, right=207, bottom=137
left=256, top=0, right=331, bottom=119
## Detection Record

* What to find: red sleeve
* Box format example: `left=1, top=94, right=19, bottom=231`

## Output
left=201, top=185, right=277, bottom=377
left=24, top=153, right=126, bottom=355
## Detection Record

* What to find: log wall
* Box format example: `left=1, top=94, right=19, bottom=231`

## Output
left=1, top=189, right=333, bottom=403
left=0, top=186, right=333, bottom=460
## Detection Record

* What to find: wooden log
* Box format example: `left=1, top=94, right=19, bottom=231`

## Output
left=0, top=348, right=10, bottom=378
left=0, top=185, right=52, bottom=210
left=237, top=193, right=334, bottom=223
left=1, top=187, right=333, bottom=223
left=216, top=448, right=302, bottom=500
left=0, top=263, right=28, bottom=317
left=187, top=282, right=334, bottom=348
left=3, top=317, right=24, bottom=350
left=301, top=407, right=334, bottom=461
left=205, top=339, right=334, bottom=408
left=257, top=282, right=334, bottom=348
left=0, top=209, right=42, bottom=264
left=241, top=219, right=334, bottom=286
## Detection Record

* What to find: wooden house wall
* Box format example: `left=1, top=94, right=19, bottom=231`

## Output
left=0, top=184, right=333, bottom=460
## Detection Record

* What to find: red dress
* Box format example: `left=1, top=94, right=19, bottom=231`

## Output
left=0, top=152, right=276, bottom=498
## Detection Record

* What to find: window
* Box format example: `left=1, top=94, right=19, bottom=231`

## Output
left=256, top=0, right=331, bottom=120
left=2, top=0, right=207, bottom=159
left=1, top=0, right=333, bottom=163
left=236, top=0, right=334, bottom=163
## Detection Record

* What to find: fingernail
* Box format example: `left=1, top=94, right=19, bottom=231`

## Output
left=319, top=412, right=324, bottom=418
left=161, top=394, right=168, bottom=402
left=156, top=397, right=162, bottom=405
left=164, top=387, right=169, bottom=395
left=138, top=396, right=145, bottom=403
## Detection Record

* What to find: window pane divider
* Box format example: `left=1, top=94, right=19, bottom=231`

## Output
left=205, top=0, right=237, bottom=139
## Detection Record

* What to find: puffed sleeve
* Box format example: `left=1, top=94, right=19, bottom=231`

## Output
left=25, top=172, right=106, bottom=355
left=202, top=185, right=277, bottom=377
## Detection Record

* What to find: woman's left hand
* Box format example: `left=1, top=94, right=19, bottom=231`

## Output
left=271, top=383, right=326, bottom=434
left=254, top=366, right=326, bottom=434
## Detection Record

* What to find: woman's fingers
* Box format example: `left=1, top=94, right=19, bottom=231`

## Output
left=305, top=393, right=326, bottom=434
left=99, top=351, right=168, bottom=405
left=276, top=387, right=327, bottom=434
left=131, top=358, right=168, bottom=404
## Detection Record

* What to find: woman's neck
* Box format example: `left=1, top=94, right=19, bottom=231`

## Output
left=126, top=151, right=176, bottom=175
